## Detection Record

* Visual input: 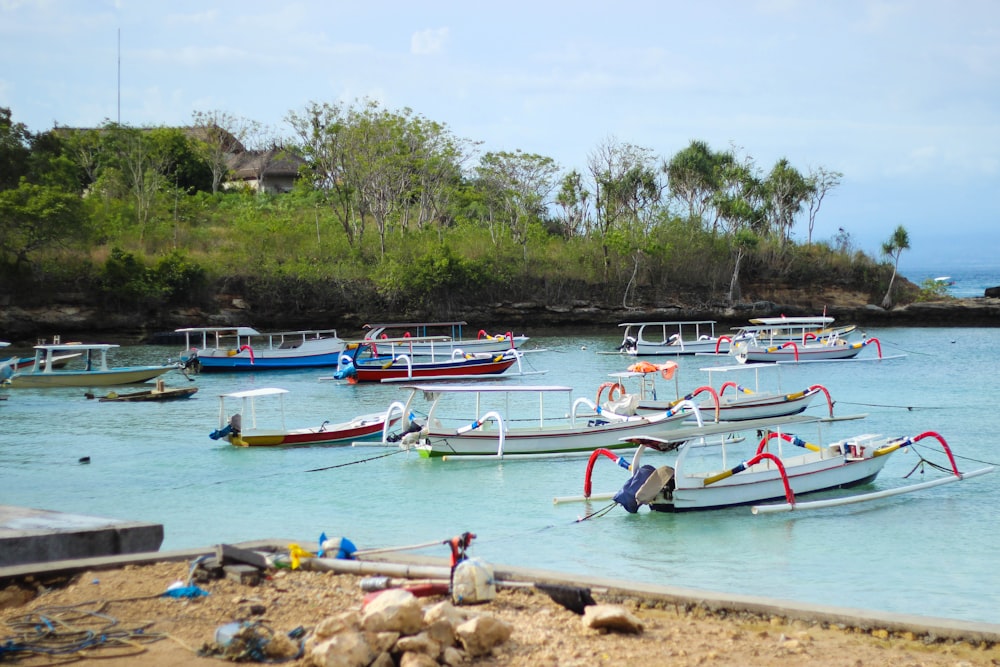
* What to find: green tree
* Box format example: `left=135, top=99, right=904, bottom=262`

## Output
left=665, top=139, right=730, bottom=223
left=880, top=225, right=910, bottom=308
left=191, top=110, right=248, bottom=193
left=287, top=101, right=362, bottom=247
left=804, top=167, right=842, bottom=244
left=763, top=158, right=810, bottom=244
left=0, top=107, right=31, bottom=191
left=586, top=137, right=660, bottom=278
left=0, top=181, right=87, bottom=267
left=476, top=150, right=559, bottom=264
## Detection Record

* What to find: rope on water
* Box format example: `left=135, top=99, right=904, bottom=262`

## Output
left=875, top=339, right=934, bottom=357
left=835, top=400, right=951, bottom=411
left=305, top=447, right=408, bottom=472
left=575, top=502, right=619, bottom=523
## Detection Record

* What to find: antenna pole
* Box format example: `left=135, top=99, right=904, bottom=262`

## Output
left=117, top=28, right=121, bottom=124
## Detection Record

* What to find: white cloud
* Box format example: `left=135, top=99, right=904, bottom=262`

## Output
left=411, top=27, right=447, bottom=55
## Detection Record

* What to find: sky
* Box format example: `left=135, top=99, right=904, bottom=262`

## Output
left=2, top=0, right=998, bottom=273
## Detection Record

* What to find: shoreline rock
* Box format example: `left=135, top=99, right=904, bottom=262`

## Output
left=1, top=297, right=998, bottom=345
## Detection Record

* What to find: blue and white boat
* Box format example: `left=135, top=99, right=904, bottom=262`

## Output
left=177, top=327, right=345, bottom=372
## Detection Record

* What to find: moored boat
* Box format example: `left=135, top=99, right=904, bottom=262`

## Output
left=737, top=315, right=858, bottom=342
left=332, top=337, right=533, bottom=383
left=1, top=343, right=179, bottom=388
left=209, top=387, right=399, bottom=447
left=728, top=333, right=883, bottom=363
left=177, top=327, right=345, bottom=372
left=362, top=321, right=528, bottom=356
left=616, top=320, right=749, bottom=356
left=560, top=415, right=994, bottom=513
left=379, top=383, right=710, bottom=459
left=601, top=361, right=833, bottom=422
left=88, top=380, right=199, bottom=402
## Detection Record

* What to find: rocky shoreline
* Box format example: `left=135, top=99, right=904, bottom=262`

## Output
left=2, top=293, right=999, bottom=344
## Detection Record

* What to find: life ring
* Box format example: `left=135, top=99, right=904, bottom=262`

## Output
left=596, top=381, right=624, bottom=404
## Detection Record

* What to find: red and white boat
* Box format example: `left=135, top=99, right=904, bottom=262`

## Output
left=596, top=361, right=834, bottom=422
left=209, top=387, right=399, bottom=447
left=331, top=337, right=536, bottom=383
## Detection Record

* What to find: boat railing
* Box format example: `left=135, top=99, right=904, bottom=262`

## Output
left=455, top=410, right=506, bottom=457
left=571, top=397, right=630, bottom=425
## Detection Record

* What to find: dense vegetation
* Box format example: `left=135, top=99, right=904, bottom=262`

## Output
left=0, top=102, right=925, bottom=326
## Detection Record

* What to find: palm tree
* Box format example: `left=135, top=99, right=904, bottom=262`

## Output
left=880, top=225, right=910, bottom=308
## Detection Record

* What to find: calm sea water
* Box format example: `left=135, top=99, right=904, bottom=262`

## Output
left=3, top=327, right=1000, bottom=625
left=2, top=268, right=999, bottom=625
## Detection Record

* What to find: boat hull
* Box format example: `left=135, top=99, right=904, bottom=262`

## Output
left=636, top=391, right=819, bottom=422
left=194, top=350, right=344, bottom=371
left=417, top=413, right=689, bottom=458
left=652, top=453, right=889, bottom=512
left=7, top=366, right=175, bottom=388
left=352, top=357, right=516, bottom=383
left=98, top=386, right=198, bottom=402
left=228, top=414, right=398, bottom=447
left=631, top=338, right=734, bottom=356
left=365, top=337, right=526, bottom=357
left=741, top=345, right=862, bottom=363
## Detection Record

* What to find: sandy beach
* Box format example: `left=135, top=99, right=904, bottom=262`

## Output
left=3, top=555, right=999, bottom=666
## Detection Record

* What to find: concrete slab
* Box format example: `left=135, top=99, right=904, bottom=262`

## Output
left=0, top=505, right=164, bottom=567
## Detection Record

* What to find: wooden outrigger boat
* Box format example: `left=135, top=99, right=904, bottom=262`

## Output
left=615, top=321, right=750, bottom=356
left=362, top=321, right=528, bottom=357
left=177, top=326, right=345, bottom=372
left=88, top=380, right=198, bottom=402
left=557, top=414, right=994, bottom=513
left=739, top=316, right=857, bottom=341
left=1, top=343, right=179, bottom=388
left=376, top=383, right=711, bottom=459
left=727, top=332, right=884, bottom=363
left=597, top=361, right=834, bottom=422
left=331, top=336, right=538, bottom=383
left=209, top=387, right=399, bottom=447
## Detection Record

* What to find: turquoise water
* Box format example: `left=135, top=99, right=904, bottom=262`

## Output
left=2, top=326, right=999, bottom=626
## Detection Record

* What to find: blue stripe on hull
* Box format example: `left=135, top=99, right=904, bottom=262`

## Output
left=196, top=353, right=342, bottom=371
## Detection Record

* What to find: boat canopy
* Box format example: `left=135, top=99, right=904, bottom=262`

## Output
left=220, top=387, right=290, bottom=399
left=401, top=383, right=572, bottom=393
left=618, top=320, right=717, bottom=328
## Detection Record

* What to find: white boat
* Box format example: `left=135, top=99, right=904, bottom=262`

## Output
left=599, top=361, right=834, bottom=422
left=379, top=383, right=709, bottom=459
left=616, top=321, right=749, bottom=356
left=177, top=326, right=345, bottom=371
left=209, top=387, right=399, bottom=447
left=729, top=331, right=883, bottom=363
left=1, top=343, right=179, bottom=388
left=362, top=321, right=528, bottom=356
left=738, top=316, right=858, bottom=342
left=560, top=414, right=994, bottom=513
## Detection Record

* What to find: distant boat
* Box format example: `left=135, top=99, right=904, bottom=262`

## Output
left=88, top=380, right=198, bottom=402
left=933, top=276, right=956, bottom=286
left=362, top=321, right=528, bottom=356
left=176, top=327, right=345, bottom=372
left=2, top=343, right=179, bottom=388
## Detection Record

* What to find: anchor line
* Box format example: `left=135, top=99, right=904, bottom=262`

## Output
left=911, top=443, right=1000, bottom=469
left=835, top=400, right=951, bottom=411
left=575, top=502, right=619, bottom=523
left=305, top=447, right=408, bottom=472
left=876, top=340, right=933, bottom=356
